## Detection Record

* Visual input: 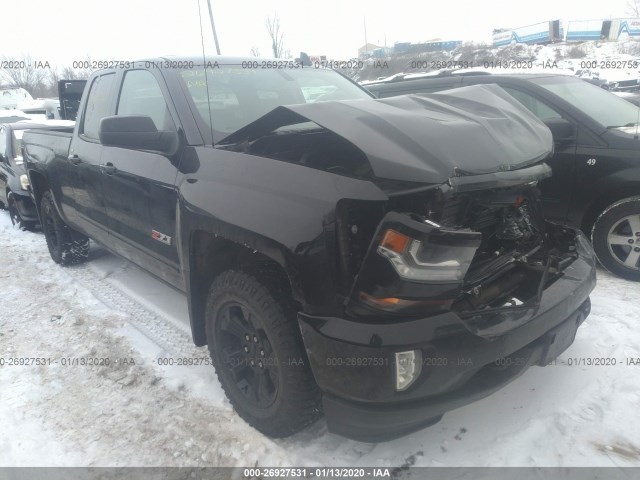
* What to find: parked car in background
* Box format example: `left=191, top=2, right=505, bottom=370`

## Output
left=17, top=98, right=61, bottom=120
left=366, top=72, right=640, bottom=280
left=0, top=121, right=74, bottom=229
left=0, top=87, right=33, bottom=109
left=23, top=58, right=595, bottom=441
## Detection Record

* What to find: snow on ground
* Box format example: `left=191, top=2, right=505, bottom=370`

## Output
left=1, top=211, right=640, bottom=468
left=356, top=39, right=640, bottom=83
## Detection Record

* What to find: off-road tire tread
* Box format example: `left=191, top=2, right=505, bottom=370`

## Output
left=205, top=269, right=321, bottom=437
left=40, top=190, right=89, bottom=265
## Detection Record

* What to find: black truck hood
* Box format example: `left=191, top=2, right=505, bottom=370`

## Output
left=218, top=84, right=553, bottom=185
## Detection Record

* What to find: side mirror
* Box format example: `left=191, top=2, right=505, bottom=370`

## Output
left=543, top=118, right=576, bottom=144
left=98, top=115, right=178, bottom=155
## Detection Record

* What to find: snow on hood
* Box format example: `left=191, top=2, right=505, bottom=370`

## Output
left=220, top=84, right=553, bottom=185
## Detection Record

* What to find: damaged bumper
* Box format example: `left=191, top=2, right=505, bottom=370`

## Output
left=298, top=228, right=596, bottom=442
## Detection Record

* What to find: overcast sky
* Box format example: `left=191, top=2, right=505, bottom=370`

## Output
left=4, top=0, right=632, bottom=66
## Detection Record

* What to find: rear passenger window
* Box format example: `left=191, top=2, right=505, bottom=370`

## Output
left=502, top=87, right=562, bottom=120
left=117, top=70, right=175, bottom=131
left=82, top=73, right=116, bottom=140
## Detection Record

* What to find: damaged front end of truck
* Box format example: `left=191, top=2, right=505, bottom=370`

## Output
left=215, top=84, right=597, bottom=441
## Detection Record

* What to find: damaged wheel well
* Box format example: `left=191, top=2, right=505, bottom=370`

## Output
left=188, top=230, right=298, bottom=346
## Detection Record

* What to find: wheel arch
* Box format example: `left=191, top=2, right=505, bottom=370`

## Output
left=580, top=183, right=640, bottom=237
left=27, top=170, right=50, bottom=222
left=186, top=229, right=304, bottom=347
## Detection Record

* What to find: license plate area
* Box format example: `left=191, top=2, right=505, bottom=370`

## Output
left=539, top=314, right=580, bottom=365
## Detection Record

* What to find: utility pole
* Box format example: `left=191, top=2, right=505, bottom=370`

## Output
left=206, top=0, right=221, bottom=55
left=364, top=16, right=368, bottom=56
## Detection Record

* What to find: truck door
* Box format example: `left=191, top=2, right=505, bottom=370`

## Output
left=69, top=72, right=116, bottom=243
left=100, top=69, right=182, bottom=284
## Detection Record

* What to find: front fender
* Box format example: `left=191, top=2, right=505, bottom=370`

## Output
left=176, top=146, right=388, bottom=344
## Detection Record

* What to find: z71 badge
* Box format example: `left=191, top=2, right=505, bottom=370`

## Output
left=151, top=230, right=172, bottom=245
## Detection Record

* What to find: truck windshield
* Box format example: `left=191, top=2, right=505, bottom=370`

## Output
left=530, top=76, right=640, bottom=129
left=177, top=66, right=372, bottom=141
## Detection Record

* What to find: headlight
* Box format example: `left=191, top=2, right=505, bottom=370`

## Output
left=377, top=228, right=479, bottom=282
left=345, top=212, right=483, bottom=317
left=20, top=174, right=30, bottom=191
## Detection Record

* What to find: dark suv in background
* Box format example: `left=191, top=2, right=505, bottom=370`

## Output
left=1, top=121, right=74, bottom=229
left=366, top=72, right=640, bottom=280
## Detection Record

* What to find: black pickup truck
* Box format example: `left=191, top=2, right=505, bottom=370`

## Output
left=23, top=57, right=596, bottom=442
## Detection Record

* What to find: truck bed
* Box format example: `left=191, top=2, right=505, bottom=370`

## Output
left=23, top=129, right=73, bottom=168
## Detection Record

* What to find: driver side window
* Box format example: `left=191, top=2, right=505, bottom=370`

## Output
left=502, top=87, right=562, bottom=120
left=117, top=70, right=176, bottom=131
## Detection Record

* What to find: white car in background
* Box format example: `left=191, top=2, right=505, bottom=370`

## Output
left=1, top=87, right=33, bottom=109
left=16, top=98, right=61, bottom=120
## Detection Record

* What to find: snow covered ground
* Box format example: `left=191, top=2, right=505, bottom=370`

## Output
left=1, top=211, right=640, bottom=468
left=355, top=38, right=640, bottom=83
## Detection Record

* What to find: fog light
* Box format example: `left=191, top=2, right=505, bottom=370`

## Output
left=20, top=174, right=30, bottom=191
left=395, top=350, right=422, bottom=391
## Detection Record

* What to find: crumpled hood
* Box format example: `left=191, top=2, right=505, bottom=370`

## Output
left=219, top=84, right=553, bottom=185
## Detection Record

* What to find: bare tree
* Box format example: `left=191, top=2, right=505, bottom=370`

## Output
left=250, top=46, right=261, bottom=57
left=60, top=64, right=93, bottom=80
left=627, top=0, right=640, bottom=17
left=265, top=14, right=285, bottom=58
left=0, top=54, right=48, bottom=96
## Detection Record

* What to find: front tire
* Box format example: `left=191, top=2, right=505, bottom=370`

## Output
left=205, top=269, right=321, bottom=437
left=592, top=196, right=640, bottom=281
left=40, top=190, right=89, bottom=265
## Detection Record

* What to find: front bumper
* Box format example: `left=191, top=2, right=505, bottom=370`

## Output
left=298, top=230, right=596, bottom=442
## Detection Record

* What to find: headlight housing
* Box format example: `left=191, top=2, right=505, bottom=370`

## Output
left=377, top=228, right=478, bottom=282
left=20, top=174, right=30, bottom=191
left=346, top=212, right=482, bottom=316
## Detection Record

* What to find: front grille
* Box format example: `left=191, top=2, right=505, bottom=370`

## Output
left=435, top=191, right=544, bottom=285
left=438, top=195, right=501, bottom=233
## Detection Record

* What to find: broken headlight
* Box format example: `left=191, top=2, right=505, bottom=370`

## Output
left=377, top=227, right=479, bottom=282
left=347, top=212, right=482, bottom=317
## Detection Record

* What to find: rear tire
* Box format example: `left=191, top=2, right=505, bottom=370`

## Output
left=205, top=269, right=321, bottom=437
left=591, top=196, right=640, bottom=281
left=40, top=190, right=89, bottom=265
